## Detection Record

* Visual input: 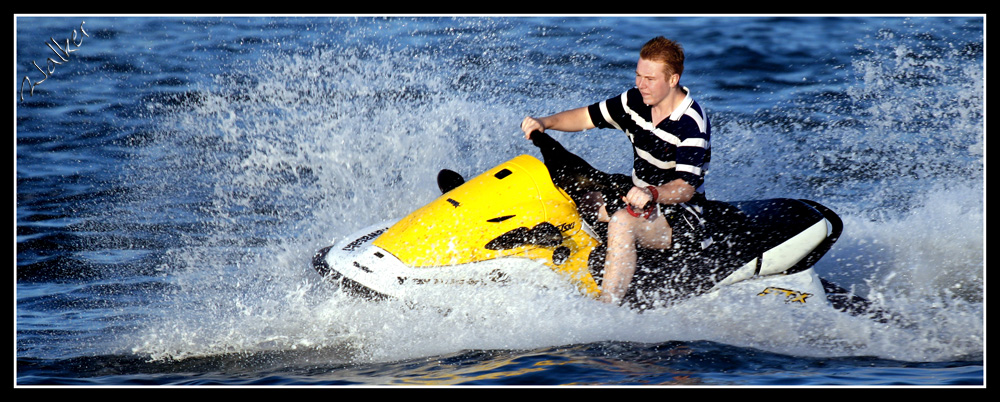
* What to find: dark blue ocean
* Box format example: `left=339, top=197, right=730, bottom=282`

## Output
left=16, top=16, right=984, bottom=387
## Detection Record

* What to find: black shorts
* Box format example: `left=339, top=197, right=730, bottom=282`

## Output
left=660, top=203, right=714, bottom=251
left=600, top=173, right=713, bottom=251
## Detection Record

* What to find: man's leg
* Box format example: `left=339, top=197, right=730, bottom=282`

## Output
left=598, top=209, right=672, bottom=304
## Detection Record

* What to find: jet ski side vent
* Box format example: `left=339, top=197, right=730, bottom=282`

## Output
left=485, top=222, right=564, bottom=250
left=487, top=215, right=515, bottom=223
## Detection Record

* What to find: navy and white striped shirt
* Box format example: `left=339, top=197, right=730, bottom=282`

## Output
left=587, top=87, right=711, bottom=203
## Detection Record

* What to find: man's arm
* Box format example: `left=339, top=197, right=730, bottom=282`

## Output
left=623, top=178, right=695, bottom=210
left=521, top=106, right=596, bottom=139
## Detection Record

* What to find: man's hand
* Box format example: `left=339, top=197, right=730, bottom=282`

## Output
left=623, top=186, right=656, bottom=210
left=520, top=107, right=595, bottom=139
left=520, top=116, right=545, bottom=139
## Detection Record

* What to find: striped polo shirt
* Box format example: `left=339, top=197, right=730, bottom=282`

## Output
left=587, top=86, right=711, bottom=203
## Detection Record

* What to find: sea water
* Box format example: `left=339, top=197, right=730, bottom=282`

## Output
left=16, top=15, right=983, bottom=386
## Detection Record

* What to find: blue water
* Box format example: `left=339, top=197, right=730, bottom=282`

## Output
left=16, top=16, right=984, bottom=386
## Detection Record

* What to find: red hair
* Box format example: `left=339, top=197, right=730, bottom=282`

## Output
left=639, top=36, right=685, bottom=77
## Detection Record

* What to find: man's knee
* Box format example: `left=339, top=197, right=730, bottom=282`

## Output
left=610, top=208, right=672, bottom=249
left=608, top=208, right=639, bottom=230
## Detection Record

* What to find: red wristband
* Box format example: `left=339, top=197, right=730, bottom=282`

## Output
left=625, top=186, right=659, bottom=219
left=646, top=186, right=658, bottom=205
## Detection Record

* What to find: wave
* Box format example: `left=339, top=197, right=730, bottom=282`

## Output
left=105, top=18, right=984, bottom=365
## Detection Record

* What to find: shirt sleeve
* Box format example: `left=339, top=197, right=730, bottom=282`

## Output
left=587, top=90, right=631, bottom=131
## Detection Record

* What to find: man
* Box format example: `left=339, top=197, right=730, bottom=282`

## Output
left=520, top=36, right=711, bottom=305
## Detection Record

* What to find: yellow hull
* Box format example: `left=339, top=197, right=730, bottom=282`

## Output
left=317, top=155, right=603, bottom=299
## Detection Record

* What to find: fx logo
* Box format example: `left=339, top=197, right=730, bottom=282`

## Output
left=757, top=287, right=811, bottom=303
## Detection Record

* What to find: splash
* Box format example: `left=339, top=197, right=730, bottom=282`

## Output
left=127, top=17, right=983, bottom=365
left=128, top=22, right=543, bottom=363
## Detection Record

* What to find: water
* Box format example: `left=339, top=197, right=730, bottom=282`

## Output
left=15, top=15, right=984, bottom=386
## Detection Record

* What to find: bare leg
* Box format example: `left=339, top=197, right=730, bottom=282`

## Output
left=598, top=208, right=672, bottom=304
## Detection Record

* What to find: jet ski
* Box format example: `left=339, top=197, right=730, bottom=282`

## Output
left=312, top=132, right=885, bottom=320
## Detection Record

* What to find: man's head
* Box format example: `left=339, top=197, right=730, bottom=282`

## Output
left=639, top=36, right=685, bottom=79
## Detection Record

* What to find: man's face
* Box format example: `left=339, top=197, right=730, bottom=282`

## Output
left=635, top=58, right=678, bottom=107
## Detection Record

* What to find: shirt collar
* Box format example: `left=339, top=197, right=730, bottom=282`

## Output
left=668, top=86, right=693, bottom=121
